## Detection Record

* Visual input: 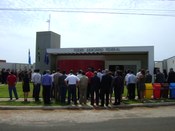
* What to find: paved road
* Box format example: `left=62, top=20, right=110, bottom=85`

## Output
left=0, top=106, right=175, bottom=131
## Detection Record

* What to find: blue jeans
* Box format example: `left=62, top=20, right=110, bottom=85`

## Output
left=8, top=86, right=18, bottom=100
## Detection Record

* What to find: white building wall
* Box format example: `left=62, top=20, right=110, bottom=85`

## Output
left=167, top=56, right=175, bottom=71
left=155, top=61, right=163, bottom=72
left=0, top=62, right=33, bottom=71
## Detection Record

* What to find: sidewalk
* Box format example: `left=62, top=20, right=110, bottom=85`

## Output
left=0, top=97, right=175, bottom=110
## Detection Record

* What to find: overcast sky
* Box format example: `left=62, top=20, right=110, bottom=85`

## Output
left=0, top=0, right=175, bottom=64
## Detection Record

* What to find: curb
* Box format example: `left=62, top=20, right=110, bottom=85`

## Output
left=0, top=102, right=175, bottom=110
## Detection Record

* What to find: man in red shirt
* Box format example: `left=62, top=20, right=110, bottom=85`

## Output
left=85, top=68, right=94, bottom=100
left=7, top=71, right=18, bottom=100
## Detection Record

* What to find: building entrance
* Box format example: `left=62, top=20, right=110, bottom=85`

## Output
left=109, top=65, right=124, bottom=73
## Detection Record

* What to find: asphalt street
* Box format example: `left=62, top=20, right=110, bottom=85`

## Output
left=0, top=106, right=175, bottom=131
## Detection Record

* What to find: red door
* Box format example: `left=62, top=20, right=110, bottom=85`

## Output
left=57, top=60, right=104, bottom=73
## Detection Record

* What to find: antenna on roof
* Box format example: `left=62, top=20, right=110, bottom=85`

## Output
left=46, top=14, right=51, bottom=31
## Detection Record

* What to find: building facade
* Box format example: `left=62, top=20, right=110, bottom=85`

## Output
left=36, top=31, right=154, bottom=75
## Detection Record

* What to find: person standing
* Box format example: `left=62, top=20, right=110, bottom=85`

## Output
left=41, top=70, right=52, bottom=105
left=127, top=71, right=137, bottom=100
left=91, top=71, right=101, bottom=106
left=163, top=69, right=168, bottom=82
left=97, top=69, right=103, bottom=82
left=65, top=70, right=80, bottom=105
left=112, top=70, right=124, bottom=105
left=53, top=68, right=62, bottom=103
left=31, top=69, right=37, bottom=99
left=145, top=70, right=152, bottom=83
left=85, top=68, right=94, bottom=100
left=100, top=69, right=113, bottom=107
left=22, top=71, right=30, bottom=102
left=50, top=70, right=56, bottom=100
left=77, top=70, right=83, bottom=100
left=32, top=69, right=41, bottom=102
left=136, top=69, right=141, bottom=99
left=1, top=68, right=6, bottom=84
left=59, top=71, right=67, bottom=104
left=167, top=68, right=175, bottom=83
left=137, top=69, right=146, bottom=102
left=7, top=71, right=18, bottom=100
left=78, top=72, right=88, bottom=105
left=155, top=69, right=165, bottom=83
left=124, top=70, right=131, bottom=99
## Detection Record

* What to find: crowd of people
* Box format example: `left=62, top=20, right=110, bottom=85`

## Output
left=1, top=67, right=175, bottom=106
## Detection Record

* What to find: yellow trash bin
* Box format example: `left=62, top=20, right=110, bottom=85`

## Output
left=145, top=83, right=153, bottom=99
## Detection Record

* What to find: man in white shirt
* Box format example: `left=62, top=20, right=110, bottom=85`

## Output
left=124, top=70, right=131, bottom=99
left=65, top=70, right=80, bottom=105
left=127, top=71, right=137, bottom=100
left=32, top=69, right=41, bottom=102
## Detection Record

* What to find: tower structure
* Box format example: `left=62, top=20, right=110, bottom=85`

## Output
left=35, top=31, right=61, bottom=73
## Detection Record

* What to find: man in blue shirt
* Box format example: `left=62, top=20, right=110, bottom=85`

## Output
left=42, top=70, right=52, bottom=104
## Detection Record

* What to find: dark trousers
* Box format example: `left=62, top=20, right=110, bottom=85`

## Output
left=8, top=86, right=18, bottom=100
left=68, top=85, right=77, bottom=104
left=60, top=85, right=67, bottom=103
left=137, top=82, right=140, bottom=99
left=128, top=83, right=136, bottom=99
left=86, top=83, right=91, bottom=99
left=100, top=89, right=110, bottom=106
left=34, top=84, right=41, bottom=101
left=114, top=88, right=122, bottom=104
left=55, top=86, right=61, bottom=102
left=32, top=84, right=36, bottom=98
left=51, top=82, right=55, bottom=98
left=42, top=85, right=51, bottom=104
left=91, top=88, right=99, bottom=105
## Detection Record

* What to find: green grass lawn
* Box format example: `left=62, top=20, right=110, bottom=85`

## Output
left=0, top=82, right=128, bottom=98
left=1, top=82, right=175, bottom=106
left=0, top=82, right=35, bottom=98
